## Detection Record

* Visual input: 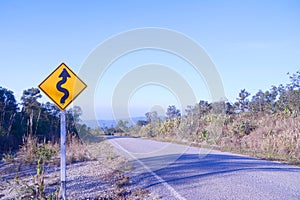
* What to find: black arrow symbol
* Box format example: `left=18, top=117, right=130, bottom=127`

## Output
left=56, top=68, right=71, bottom=104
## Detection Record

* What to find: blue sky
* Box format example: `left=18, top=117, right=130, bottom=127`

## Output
left=0, top=1, right=300, bottom=119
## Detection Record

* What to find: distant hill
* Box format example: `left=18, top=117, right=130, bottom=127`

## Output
left=83, top=116, right=147, bottom=129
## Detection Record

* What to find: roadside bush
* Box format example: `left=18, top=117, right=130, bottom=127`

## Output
left=17, top=136, right=58, bottom=164
left=235, top=120, right=256, bottom=135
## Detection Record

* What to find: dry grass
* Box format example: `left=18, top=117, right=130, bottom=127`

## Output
left=209, top=113, right=300, bottom=164
left=65, top=134, right=94, bottom=164
left=16, top=135, right=59, bottom=164
left=15, top=134, right=94, bottom=165
left=0, top=134, right=94, bottom=199
left=1, top=135, right=148, bottom=199
left=239, top=114, right=300, bottom=162
left=137, top=112, right=300, bottom=165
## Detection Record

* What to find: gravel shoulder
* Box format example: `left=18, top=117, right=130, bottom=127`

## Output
left=0, top=140, right=149, bottom=199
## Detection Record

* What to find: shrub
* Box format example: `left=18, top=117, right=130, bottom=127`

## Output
left=237, top=120, right=256, bottom=135
left=18, top=136, right=58, bottom=164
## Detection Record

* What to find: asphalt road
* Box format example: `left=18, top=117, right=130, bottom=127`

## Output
left=107, top=136, right=300, bottom=200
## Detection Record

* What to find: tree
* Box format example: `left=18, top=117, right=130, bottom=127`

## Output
left=198, top=100, right=211, bottom=116
left=40, top=102, right=60, bottom=140
left=116, top=120, right=129, bottom=132
left=225, top=102, right=234, bottom=114
left=236, top=89, right=250, bottom=112
left=66, top=106, right=83, bottom=136
left=286, top=71, right=300, bottom=114
left=70, top=106, right=83, bottom=124
left=21, top=88, right=42, bottom=135
left=250, top=90, right=265, bottom=113
left=136, top=120, right=148, bottom=127
left=166, top=105, right=181, bottom=119
left=263, top=86, right=278, bottom=113
left=185, top=101, right=211, bottom=117
left=0, top=87, right=18, bottom=135
left=185, top=105, right=194, bottom=116
left=287, top=71, right=300, bottom=90
left=0, top=86, right=89, bottom=151
left=277, top=84, right=289, bottom=112
left=145, top=111, right=158, bottom=124
left=210, top=101, right=226, bottom=114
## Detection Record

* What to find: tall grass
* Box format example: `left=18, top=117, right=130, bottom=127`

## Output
left=15, top=134, right=94, bottom=165
left=132, top=112, right=300, bottom=164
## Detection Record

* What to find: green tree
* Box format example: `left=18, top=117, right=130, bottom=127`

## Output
left=185, top=101, right=211, bottom=117
left=277, top=84, right=290, bottom=112
left=236, top=89, right=250, bottom=112
left=21, top=88, right=42, bottom=136
left=198, top=100, right=211, bottom=116
left=136, top=120, right=148, bottom=127
left=286, top=71, right=300, bottom=114
left=145, top=111, right=158, bottom=124
left=225, top=102, right=234, bottom=114
left=0, top=87, right=18, bottom=135
left=263, top=86, right=278, bottom=113
left=210, top=101, right=226, bottom=114
left=66, top=106, right=83, bottom=136
left=166, top=105, right=181, bottom=119
left=40, top=102, right=60, bottom=140
left=116, top=120, right=129, bottom=132
left=250, top=90, right=265, bottom=113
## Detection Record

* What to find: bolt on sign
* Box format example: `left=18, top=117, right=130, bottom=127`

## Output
left=39, top=62, right=87, bottom=110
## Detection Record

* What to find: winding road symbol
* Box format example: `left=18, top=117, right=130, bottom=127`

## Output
left=56, top=68, right=71, bottom=104
left=39, top=62, right=87, bottom=111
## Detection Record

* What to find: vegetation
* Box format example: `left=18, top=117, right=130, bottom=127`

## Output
left=1, top=133, right=149, bottom=199
left=0, top=86, right=149, bottom=199
left=1, top=70, right=300, bottom=198
left=6, top=137, right=60, bottom=199
left=116, top=70, right=300, bottom=164
left=0, top=87, right=108, bottom=199
left=0, top=87, right=87, bottom=152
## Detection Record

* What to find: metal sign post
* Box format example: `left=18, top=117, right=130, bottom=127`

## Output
left=38, top=62, right=87, bottom=200
left=60, top=110, right=66, bottom=200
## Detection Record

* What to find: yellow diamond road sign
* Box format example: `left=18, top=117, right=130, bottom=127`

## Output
left=39, top=63, right=87, bottom=110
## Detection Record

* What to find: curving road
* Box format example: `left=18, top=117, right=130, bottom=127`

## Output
left=107, top=136, right=300, bottom=200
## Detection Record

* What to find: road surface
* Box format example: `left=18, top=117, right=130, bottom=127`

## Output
left=107, top=136, right=300, bottom=200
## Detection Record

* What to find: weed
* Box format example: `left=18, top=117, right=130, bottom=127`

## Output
left=199, top=130, right=208, bottom=141
left=7, top=160, right=59, bottom=200
left=17, top=136, right=58, bottom=164
left=2, top=152, right=15, bottom=163
left=98, top=171, right=149, bottom=200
